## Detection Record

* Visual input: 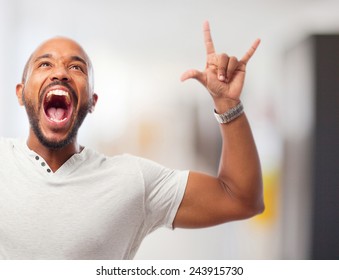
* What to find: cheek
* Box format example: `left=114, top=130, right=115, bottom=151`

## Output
left=76, top=80, right=92, bottom=101
left=24, top=74, right=47, bottom=100
left=76, top=76, right=91, bottom=91
left=25, top=72, right=49, bottom=104
left=22, top=89, right=44, bottom=114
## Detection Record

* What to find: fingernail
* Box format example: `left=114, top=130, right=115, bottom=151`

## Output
left=219, top=75, right=225, bottom=81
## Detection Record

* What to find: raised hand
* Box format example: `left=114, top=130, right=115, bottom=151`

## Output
left=174, top=22, right=264, bottom=230
left=181, top=21, right=260, bottom=106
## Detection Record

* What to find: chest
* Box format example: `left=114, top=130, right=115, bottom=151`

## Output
left=0, top=171, right=146, bottom=259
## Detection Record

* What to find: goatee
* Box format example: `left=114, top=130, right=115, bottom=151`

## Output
left=22, top=84, right=91, bottom=150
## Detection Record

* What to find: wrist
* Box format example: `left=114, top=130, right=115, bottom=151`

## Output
left=213, top=98, right=241, bottom=114
left=214, top=100, right=244, bottom=124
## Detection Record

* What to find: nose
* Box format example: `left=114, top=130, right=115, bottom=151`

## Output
left=50, top=65, right=71, bottom=82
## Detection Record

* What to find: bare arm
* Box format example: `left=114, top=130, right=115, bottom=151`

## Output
left=173, top=21, right=264, bottom=228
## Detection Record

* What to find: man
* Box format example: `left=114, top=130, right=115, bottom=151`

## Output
left=0, top=21, right=263, bottom=259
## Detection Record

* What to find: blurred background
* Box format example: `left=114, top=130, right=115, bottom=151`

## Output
left=0, top=0, right=338, bottom=259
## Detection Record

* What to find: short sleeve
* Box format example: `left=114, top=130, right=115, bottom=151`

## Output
left=135, top=157, right=189, bottom=231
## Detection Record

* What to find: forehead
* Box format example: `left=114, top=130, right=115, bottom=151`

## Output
left=32, top=37, right=89, bottom=64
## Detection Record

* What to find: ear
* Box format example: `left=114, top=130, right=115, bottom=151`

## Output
left=16, top=84, right=24, bottom=106
left=89, top=93, right=98, bottom=113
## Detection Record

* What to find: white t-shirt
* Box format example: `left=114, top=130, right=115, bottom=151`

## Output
left=0, top=138, right=189, bottom=259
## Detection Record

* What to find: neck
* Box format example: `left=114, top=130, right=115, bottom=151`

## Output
left=26, top=131, right=81, bottom=172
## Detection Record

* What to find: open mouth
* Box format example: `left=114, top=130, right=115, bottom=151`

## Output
left=43, top=89, right=73, bottom=123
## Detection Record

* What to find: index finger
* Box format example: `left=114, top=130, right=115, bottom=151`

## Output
left=240, top=38, right=261, bottom=65
left=203, top=21, right=215, bottom=55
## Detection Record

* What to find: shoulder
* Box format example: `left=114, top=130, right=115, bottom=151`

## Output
left=0, top=137, right=17, bottom=150
left=0, top=137, right=12, bottom=144
left=84, top=149, right=139, bottom=166
left=0, top=138, right=21, bottom=165
left=80, top=149, right=144, bottom=173
left=80, top=148, right=187, bottom=181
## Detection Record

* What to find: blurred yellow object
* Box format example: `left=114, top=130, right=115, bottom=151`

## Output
left=254, top=170, right=280, bottom=225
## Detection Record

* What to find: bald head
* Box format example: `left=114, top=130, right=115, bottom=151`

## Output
left=21, top=37, right=94, bottom=90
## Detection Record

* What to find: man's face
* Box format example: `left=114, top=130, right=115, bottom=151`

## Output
left=17, top=38, right=97, bottom=149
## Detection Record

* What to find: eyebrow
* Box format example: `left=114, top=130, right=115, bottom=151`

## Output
left=34, top=54, right=88, bottom=66
left=70, top=55, right=88, bottom=66
left=34, top=54, right=53, bottom=63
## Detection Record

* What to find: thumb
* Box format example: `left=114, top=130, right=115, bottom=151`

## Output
left=180, top=69, right=205, bottom=85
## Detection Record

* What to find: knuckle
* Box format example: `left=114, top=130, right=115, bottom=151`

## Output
left=219, top=53, right=229, bottom=60
left=217, top=53, right=228, bottom=71
left=230, top=56, right=238, bottom=62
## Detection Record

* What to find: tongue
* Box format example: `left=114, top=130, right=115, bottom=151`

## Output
left=47, top=107, right=66, bottom=121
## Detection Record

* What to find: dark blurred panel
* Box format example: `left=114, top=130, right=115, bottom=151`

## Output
left=312, top=35, right=339, bottom=260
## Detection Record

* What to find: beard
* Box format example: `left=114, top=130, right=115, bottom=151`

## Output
left=22, top=85, right=91, bottom=150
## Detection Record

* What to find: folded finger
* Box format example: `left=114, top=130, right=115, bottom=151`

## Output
left=226, top=56, right=239, bottom=81
left=217, top=53, right=229, bottom=81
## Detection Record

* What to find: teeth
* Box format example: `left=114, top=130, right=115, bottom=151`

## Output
left=49, top=117, right=67, bottom=123
left=46, top=90, right=71, bottom=104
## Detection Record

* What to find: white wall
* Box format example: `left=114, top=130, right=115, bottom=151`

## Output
left=0, top=0, right=7, bottom=134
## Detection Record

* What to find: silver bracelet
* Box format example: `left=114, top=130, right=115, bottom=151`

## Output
left=214, top=101, right=244, bottom=124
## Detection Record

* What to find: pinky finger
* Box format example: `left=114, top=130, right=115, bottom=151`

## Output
left=241, top=38, right=261, bottom=65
